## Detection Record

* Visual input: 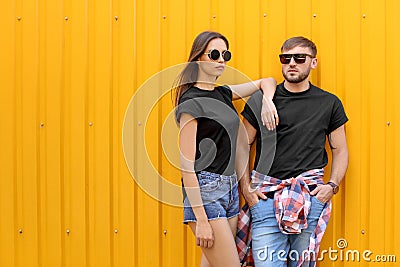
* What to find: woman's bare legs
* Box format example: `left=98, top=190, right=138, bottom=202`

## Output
left=199, top=254, right=210, bottom=267
left=228, top=215, right=238, bottom=236
left=189, top=216, right=240, bottom=267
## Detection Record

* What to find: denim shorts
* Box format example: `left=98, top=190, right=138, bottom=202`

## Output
left=183, top=171, right=240, bottom=224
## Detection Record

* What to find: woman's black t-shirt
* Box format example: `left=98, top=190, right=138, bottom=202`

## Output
left=242, top=82, right=348, bottom=179
left=176, top=85, right=239, bottom=176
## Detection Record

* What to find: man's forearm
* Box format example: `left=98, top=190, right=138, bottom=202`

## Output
left=235, top=122, right=252, bottom=185
left=236, top=142, right=251, bottom=188
left=329, top=147, right=348, bottom=186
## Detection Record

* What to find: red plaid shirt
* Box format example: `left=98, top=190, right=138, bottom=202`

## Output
left=236, top=169, right=332, bottom=267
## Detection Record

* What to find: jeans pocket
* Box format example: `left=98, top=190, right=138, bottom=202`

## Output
left=313, top=196, right=326, bottom=205
left=249, top=199, right=261, bottom=210
left=199, top=178, right=221, bottom=192
left=250, top=199, right=270, bottom=223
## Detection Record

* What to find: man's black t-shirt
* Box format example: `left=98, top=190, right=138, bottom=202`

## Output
left=176, top=85, right=239, bottom=176
left=242, top=82, right=348, bottom=179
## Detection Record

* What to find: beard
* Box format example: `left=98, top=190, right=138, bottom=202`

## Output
left=282, top=68, right=311, bottom=83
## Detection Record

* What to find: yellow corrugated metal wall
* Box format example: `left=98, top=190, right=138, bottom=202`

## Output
left=1, top=0, right=399, bottom=266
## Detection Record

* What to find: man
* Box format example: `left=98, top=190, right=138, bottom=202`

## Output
left=236, top=36, right=348, bottom=267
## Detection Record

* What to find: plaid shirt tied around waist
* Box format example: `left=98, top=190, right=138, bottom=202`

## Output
left=236, top=169, right=332, bottom=267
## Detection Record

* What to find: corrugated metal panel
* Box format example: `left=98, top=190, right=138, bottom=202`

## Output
left=1, top=0, right=399, bottom=266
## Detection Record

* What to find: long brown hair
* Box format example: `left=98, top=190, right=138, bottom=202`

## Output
left=172, top=31, right=229, bottom=108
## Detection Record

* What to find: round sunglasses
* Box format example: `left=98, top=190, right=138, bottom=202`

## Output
left=279, top=53, right=314, bottom=64
left=204, top=49, right=232, bottom=62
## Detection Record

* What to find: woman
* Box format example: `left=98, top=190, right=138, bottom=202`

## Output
left=174, top=31, right=278, bottom=266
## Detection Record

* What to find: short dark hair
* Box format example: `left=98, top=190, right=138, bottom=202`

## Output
left=281, top=36, right=317, bottom=57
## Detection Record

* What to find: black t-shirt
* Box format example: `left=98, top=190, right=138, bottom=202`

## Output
left=176, top=85, right=239, bottom=175
left=242, top=82, right=348, bottom=179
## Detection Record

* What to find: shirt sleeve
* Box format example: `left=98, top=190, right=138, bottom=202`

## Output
left=175, top=94, right=203, bottom=124
left=218, top=85, right=233, bottom=101
left=327, top=97, right=348, bottom=133
left=241, top=90, right=263, bottom=130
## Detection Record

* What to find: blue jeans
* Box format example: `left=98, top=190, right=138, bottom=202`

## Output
left=250, top=196, right=326, bottom=267
left=183, top=171, right=239, bottom=223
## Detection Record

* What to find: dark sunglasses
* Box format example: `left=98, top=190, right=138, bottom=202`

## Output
left=279, top=53, right=314, bottom=64
left=204, top=49, right=232, bottom=62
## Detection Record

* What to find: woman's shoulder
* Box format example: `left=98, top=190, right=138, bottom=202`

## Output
left=179, top=86, right=202, bottom=102
left=215, top=85, right=233, bottom=98
left=216, top=84, right=231, bottom=92
left=180, top=85, right=232, bottom=102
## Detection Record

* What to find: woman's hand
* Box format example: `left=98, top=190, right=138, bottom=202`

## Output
left=195, top=221, right=214, bottom=248
left=261, top=96, right=279, bottom=131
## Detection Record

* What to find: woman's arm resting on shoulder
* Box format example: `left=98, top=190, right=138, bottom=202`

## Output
left=230, top=77, right=279, bottom=130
